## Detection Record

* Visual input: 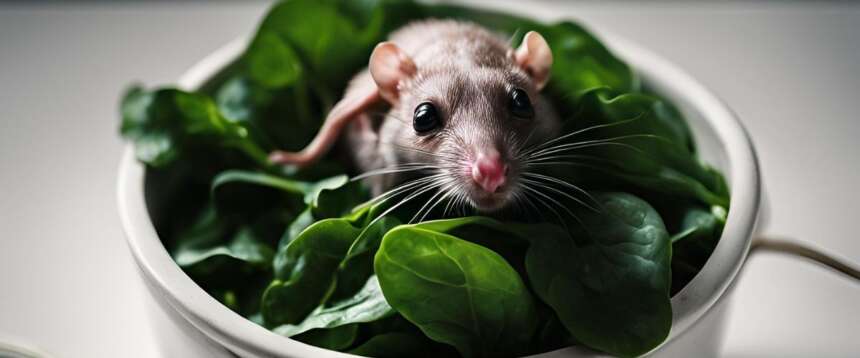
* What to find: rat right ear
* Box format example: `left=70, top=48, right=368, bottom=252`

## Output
left=369, top=42, right=416, bottom=104
left=515, top=31, right=553, bottom=90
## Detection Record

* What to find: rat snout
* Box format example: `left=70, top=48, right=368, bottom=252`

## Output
left=470, top=149, right=508, bottom=193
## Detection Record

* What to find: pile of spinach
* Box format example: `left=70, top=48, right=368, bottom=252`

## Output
left=119, top=1, right=729, bottom=357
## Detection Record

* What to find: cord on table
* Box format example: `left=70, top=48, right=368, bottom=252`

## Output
left=752, top=237, right=860, bottom=281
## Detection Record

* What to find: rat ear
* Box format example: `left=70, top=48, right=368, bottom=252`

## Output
left=369, top=41, right=417, bottom=104
left=515, top=31, right=553, bottom=90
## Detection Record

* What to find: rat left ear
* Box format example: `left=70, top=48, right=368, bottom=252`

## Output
left=370, top=42, right=417, bottom=104
left=515, top=31, right=553, bottom=90
left=268, top=42, right=416, bottom=168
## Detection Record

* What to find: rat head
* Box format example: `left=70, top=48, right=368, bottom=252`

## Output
left=370, top=31, right=559, bottom=212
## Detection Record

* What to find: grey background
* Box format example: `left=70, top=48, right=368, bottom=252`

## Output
left=0, top=1, right=858, bottom=357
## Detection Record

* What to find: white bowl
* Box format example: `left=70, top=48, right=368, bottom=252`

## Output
left=118, top=29, right=761, bottom=357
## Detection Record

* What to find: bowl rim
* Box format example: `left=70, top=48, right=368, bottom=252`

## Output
left=117, top=30, right=760, bottom=357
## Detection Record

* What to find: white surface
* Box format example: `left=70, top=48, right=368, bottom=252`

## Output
left=0, top=1, right=857, bottom=357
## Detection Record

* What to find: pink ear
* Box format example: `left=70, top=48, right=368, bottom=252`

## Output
left=515, top=31, right=553, bottom=90
left=369, top=42, right=416, bottom=104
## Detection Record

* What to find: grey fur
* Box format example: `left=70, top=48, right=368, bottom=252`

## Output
left=345, top=20, right=560, bottom=211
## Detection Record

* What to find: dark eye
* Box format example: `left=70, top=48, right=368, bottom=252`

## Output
left=509, top=88, right=534, bottom=119
left=413, top=102, right=441, bottom=134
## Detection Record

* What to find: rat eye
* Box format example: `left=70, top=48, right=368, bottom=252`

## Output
left=413, top=102, right=441, bottom=134
left=509, top=88, right=534, bottom=119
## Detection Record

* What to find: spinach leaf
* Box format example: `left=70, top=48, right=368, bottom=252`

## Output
left=215, top=74, right=323, bottom=154
left=374, top=225, right=538, bottom=357
left=211, top=170, right=351, bottom=207
left=255, top=0, right=386, bottom=91
left=293, top=324, right=359, bottom=351
left=120, top=87, right=270, bottom=168
left=211, top=170, right=364, bottom=224
left=246, top=30, right=303, bottom=89
left=348, top=332, right=454, bottom=358
left=262, top=218, right=360, bottom=325
left=558, top=88, right=729, bottom=207
left=330, top=216, right=402, bottom=301
left=273, top=275, right=394, bottom=337
left=669, top=205, right=726, bottom=294
left=174, top=225, right=274, bottom=269
left=525, top=192, right=672, bottom=357
left=170, top=203, right=282, bottom=276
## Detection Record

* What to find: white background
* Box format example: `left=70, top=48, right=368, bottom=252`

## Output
left=0, top=1, right=858, bottom=357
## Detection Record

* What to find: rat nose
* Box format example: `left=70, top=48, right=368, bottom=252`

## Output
left=471, top=150, right=508, bottom=193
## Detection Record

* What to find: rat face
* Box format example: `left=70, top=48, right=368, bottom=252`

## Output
left=387, top=67, right=559, bottom=212
left=267, top=25, right=558, bottom=214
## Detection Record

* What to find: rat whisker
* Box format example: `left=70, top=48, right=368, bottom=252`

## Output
left=381, top=140, right=456, bottom=160
left=456, top=189, right=471, bottom=217
left=434, top=181, right=467, bottom=220
left=352, top=177, right=445, bottom=245
left=522, top=161, right=621, bottom=176
left=521, top=176, right=600, bottom=213
left=514, top=125, right=541, bottom=158
left=441, top=185, right=464, bottom=219
left=525, top=153, right=609, bottom=162
left=517, top=189, right=545, bottom=222
left=528, top=140, right=646, bottom=160
left=517, top=116, right=643, bottom=159
left=520, top=183, right=570, bottom=231
left=508, top=189, right=529, bottom=219
left=523, top=153, right=617, bottom=167
left=525, top=154, right=627, bottom=170
left=521, top=182, right=584, bottom=228
left=364, top=178, right=446, bottom=229
left=527, top=133, right=658, bottom=159
left=351, top=164, right=436, bottom=181
left=409, top=178, right=456, bottom=224
left=364, top=173, right=446, bottom=206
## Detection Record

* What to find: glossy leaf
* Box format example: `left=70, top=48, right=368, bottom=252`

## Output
left=526, top=192, right=672, bottom=357
left=273, top=275, right=394, bottom=337
left=120, top=87, right=270, bottom=167
left=262, top=219, right=360, bottom=325
left=375, top=225, right=538, bottom=357
left=558, top=88, right=729, bottom=207
left=293, top=324, right=359, bottom=351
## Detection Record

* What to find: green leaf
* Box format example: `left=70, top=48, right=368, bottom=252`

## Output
left=273, top=275, right=394, bottom=337
left=212, top=169, right=311, bottom=195
left=119, top=86, right=270, bottom=167
left=210, top=171, right=363, bottom=220
left=543, top=21, right=639, bottom=101
left=669, top=205, right=725, bottom=294
left=348, top=332, right=445, bottom=358
left=262, top=218, right=361, bottom=325
left=246, top=30, right=303, bottom=89
left=174, top=226, right=274, bottom=268
left=257, top=0, right=386, bottom=89
left=330, top=215, right=402, bottom=301
left=375, top=225, right=538, bottom=357
left=293, top=324, right=359, bottom=351
left=525, top=192, right=672, bottom=357
left=559, top=88, right=729, bottom=207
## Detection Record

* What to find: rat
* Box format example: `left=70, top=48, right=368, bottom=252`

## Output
left=269, top=20, right=560, bottom=213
